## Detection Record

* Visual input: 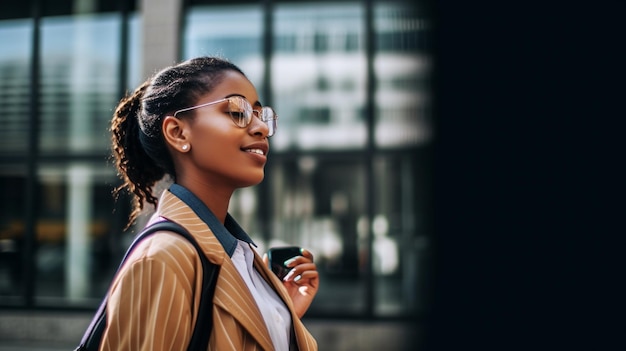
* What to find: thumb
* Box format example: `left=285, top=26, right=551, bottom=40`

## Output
left=262, top=253, right=269, bottom=266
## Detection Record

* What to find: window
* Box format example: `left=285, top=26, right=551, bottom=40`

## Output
left=272, top=2, right=366, bottom=151
left=0, top=18, right=32, bottom=156
left=269, top=156, right=369, bottom=314
left=374, top=1, right=432, bottom=148
left=183, top=4, right=265, bottom=93
left=0, top=0, right=139, bottom=308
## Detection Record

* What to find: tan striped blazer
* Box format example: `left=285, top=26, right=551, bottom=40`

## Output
left=100, top=188, right=317, bottom=351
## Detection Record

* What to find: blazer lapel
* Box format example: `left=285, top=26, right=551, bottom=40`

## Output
left=213, top=258, right=275, bottom=350
left=156, top=190, right=275, bottom=351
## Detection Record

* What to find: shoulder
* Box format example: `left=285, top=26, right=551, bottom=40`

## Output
left=107, top=231, right=206, bottom=304
left=123, top=231, right=201, bottom=276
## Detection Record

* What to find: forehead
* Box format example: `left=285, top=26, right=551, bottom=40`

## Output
left=198, top=70, right=259, bottom=105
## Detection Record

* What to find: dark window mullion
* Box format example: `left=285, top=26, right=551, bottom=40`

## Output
left=364, top=0, right=376, bottom=318
left=23, top=0, right=43, bottom=308
left=259, top=0, right=274, bottom=244
left=118, top=0, right=129, bottom=99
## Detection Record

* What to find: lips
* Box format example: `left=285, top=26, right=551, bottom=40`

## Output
left=245, top=148, right=265, bottom=155
left=241, top=142, right=269, bottom=156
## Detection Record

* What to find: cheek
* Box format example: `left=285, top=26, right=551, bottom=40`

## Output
left=190, top=118, right=236, bottom=148
left=189, top=122, right=240, bottom=162
left=193, top=131, right=234, bottom=158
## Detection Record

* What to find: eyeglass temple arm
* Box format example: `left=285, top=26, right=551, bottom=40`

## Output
left=173, top=98, right=228, bottom=117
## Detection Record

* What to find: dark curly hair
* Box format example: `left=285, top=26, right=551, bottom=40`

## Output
left=111, top=56, right=245, bottom=228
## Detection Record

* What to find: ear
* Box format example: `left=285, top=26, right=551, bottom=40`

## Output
left=162, top=116, right=191, bottom=152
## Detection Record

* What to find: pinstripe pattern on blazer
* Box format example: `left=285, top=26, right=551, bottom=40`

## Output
left=100, top=188, right=317, bottom=351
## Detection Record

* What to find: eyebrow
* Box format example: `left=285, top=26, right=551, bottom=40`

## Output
left=224, top=93, right=262, bottom=107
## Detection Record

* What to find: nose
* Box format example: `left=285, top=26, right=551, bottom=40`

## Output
left=248, top=111, right=270, bottom=138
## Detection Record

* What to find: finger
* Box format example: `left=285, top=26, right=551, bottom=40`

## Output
left=262, top=253, right=268, bottom=265
left=284, top=262, right=317, bottom=277
left=298, top=269, right=319, bottom=280
left=284, top=254, right=314, bottom=268
left=293, top=270, right=319, bottom=284
left=283, top=264, right=318, bottom=282
left=300, top=248, right=314, bottom=262
left=289, top=275, right=319, bottom=293
left=282, top=268, right=296, bottom=282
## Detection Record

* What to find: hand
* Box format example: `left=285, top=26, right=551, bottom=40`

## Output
left=263, top=249, right=319, bottom=318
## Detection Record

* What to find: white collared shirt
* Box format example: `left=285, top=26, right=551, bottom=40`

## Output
left=231, top=240, right=292, bottom=351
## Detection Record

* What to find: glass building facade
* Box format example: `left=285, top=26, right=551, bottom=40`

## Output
left=0, top=0, right=431, bottom=321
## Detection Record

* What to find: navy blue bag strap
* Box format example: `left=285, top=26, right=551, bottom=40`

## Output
left=75, top=220, right=218, bottom=351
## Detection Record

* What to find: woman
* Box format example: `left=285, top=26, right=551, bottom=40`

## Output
left=103, top=56, right=319, bottom=350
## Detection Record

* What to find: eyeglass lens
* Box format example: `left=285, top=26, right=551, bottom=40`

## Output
left=261, top=108, right=277, bottom=137
left=228, top=96, right=277, bottom=137
left=227, top=97, right=252, bottom=127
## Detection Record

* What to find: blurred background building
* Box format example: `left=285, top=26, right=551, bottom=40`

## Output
left=0, top=0, right=432, bottom=349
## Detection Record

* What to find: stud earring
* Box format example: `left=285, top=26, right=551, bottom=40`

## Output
left=182, top=144, right=189, bottom=151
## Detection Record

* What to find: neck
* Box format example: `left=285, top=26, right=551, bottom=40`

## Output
left=175, top=178, right=233, bottom=224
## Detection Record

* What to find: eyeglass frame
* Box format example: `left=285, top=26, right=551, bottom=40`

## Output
left=172, top=96, right=278, bottom=137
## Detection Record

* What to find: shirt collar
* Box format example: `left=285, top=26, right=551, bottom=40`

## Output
left=168, top=183, right=257, bottom=257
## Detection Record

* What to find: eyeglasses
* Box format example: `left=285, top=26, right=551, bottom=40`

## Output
left=173, top=96, right=277, bottom=137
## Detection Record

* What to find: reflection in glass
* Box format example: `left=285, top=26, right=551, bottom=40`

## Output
left=0, top=167, right=27, bottom=302
left=34, top=163, right=120, bottom=306
left=0, top=16, right=32, bottom=304
left=0, top=3, right=139, bottom=308
left=372, top=214, right=399, bottom=275
left=0, top=18, right=32, bottom=155
left=369, top=1, right=432, bottom=315
left=374, top=1, right=432, bottom=147
left=373, top=154, right=430, bottom=316
left=270, top=157, right=367, bottom=314
left=183, top=5, right=264, bottom=92
left=127, top=13, right=142, bottom=90
left=40, top=13, right=120, bottom=154
left=34, top=4, right=127, bottom=305
left=272, top=2, right=366, bottom=151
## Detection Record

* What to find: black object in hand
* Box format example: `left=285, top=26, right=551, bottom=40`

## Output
left=267, top=246, right=302, bottom=280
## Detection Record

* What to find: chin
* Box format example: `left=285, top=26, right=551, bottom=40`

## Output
left=239, top=174, right=265, bottom=187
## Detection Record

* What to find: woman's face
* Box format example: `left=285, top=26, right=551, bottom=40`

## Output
left=179, top=70, right=270, bottom=190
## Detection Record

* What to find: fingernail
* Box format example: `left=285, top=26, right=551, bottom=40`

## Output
left=284, top=258, right=296, bottom=267
left=283, top=269, right=296, bottom=281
